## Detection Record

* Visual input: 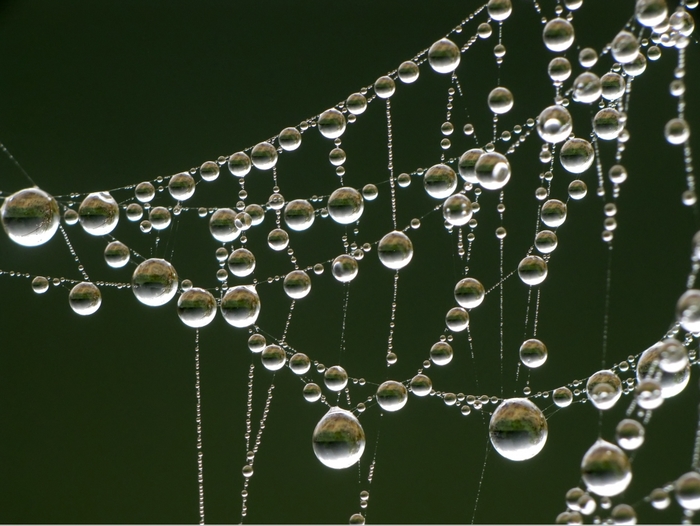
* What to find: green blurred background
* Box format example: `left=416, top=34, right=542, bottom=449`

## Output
left=0, top=0, right=699, bottom=523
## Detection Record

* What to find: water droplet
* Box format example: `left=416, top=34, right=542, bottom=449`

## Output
left=312, top=407, right=366, bottom=469
left=69, top=282, right=102, bottom=316
left=581, top=439, right=631, bottom=496
left=177, top=287, right=217, bottom=328
left=283, top=270, right=311, bottom=299
left=428, top=38, right=461, bottom=73
left=519, top=338, right=548, bottom=368
left=328, top=187, right=364, bottom=224
left=220, top=286, right=260, bottom=328
left=586, top=370, right=622, bottom=410
left=489, top=398, right=548, bottom=461
left=376, top=380, right=408, bottom=411
left=377, top=231, right=413, bottom=269
left=132, top=258, right=179, bottom=307
left=78, top=192, right=119, bottom=236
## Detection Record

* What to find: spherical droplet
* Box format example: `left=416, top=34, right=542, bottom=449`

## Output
left=572, top=72, right=602, bottom=104
left=149, top=206, right=171, bottom=230
left=560, top=138, right=594, bottom=174
left=581, top=439, right=631, bottom=496
left=346, top=93, right=367, bottom=115
left=612, top=31, right=640, bottom=64
left=548, top=57, right=572, bottom=82
left=312, top=407, right=366, bottom=469
left=676, top=472, right=700, bottom=510
left=611, top=504, right=636, bottom=524
left=135, top=182, right=156, bottom=203
left=228, top=152, right=252, bottom=177
left=650, top=488, right=671, bottom=510
left=488, top=0, right=512, bottom=21
left=424, top=163, right=457, bottom=199
left=177, top=287, right=217, bottom=328
left=104, top=240, right=130, bottom=268
left=69, top=282, right=102, bottom=316
left=220, top=285, right=260, bottom=328
left=568, top=180, right=587, bottom=200
left=323, top=365, right=348, bottom=391
left=247, top=333, right=266, bottom=353
left=579, top=47, right=598, bottom=68
left=228, top=248, right=256, bottom=277
left=489, top=398, right=548, bottom=461
left=79, top=192, right=119, bottom=236
left=445, top=307, right=469, bottom=332
left=376, top=380, right=408, bottom=412
left=488, top=87, right=514, bottom=114
left=552, top=387, right=573, bottom=408
left=586, top=370, right=622, bottom=410
left=132, top=258, right=179, bottom=307
left=474, top=152, right=511, bottom=190
left=31, top=276, right=49, bottom=294
left=209, top=208, right=240, bottom=243
left=637, top=342, right=690, bottom=398
left=290, top=353, right=311, bottom=374
left=168, top=172, right=196, bottom=201
left=677, top=289, right=700, bottom=332
left=398, top=61, right=419, bottom=83
left=283, top=270, right=311, bottom=299
left=430, top=341, right=453, bottom=366
left=362, top=184, right=378, bottom=201
left=543, top=18, right=575, bottom=52
left=318, top=109, right=346, bottom=139
left=267, top=228, right=289, bottom=251
left=428, top=38, right=460, bottom=74
left=658, top=338, right=689, bottom=373
left=374, top=75, right=395, bottom=99
left=535, top=230, right=558, bottom=254
left=458, top=148, right=484, bottom=183
left=251, top=142, right=278, bottom=170
left=541, top=199, right=567, bottom=228
left=518, top=256, right=548, bottom=286
left=594, top=108, right=623, bottom=141
left=328, top=187, right=364, bottom=224
left=377, top=231, right=413, bottom=270
left=332, top=254, right=359, bottom=283
left=537, top=105, right=573, bottom=143
left=454, top=277, right=485, bottom=308
left=279, top=127, right=302, bottom=151
left=0, top=187, right=61, bottom=246
left=302, top=383, right=322, bottom=402
left=665, top=118, right=690, bottom=145
left=601, top=72, right=626, bottom=101
left=261, top=344, right=286, bottom=371
left=636, top=378, right=663, bottom=410
left=636, top=0, right=668, bottom=27
left=410, top=374, right=432, bottom=396
left=615, top=419, right=645, bottom=450
left=519, top=338, right=548, bottom=368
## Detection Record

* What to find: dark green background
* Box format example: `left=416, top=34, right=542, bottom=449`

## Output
left=0, top=0, right=699, bottom=523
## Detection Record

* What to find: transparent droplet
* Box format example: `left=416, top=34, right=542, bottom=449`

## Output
left=458, top=148, right=485, bottom=183
left=328, top=187, right=364, bottom=224
left=228, top=152, right=252, bottom=177
left=658, top=338, right=689, bottom=373
left=283, top=199, right=315, bottom=232
left=376, top=380, right=408, bottom=412
left=608, top=165, right=628, bottom=184
left=177, top=287, right=217, bottom=328
left=560, top=138, right=594, bottom=174
left=410, top=374, right=432, bottom=396
left=250, top=142, right=278, bottom=170
left=518, top=255, right=548, bottom=286
left=579, top=47, right=598, bottom=68
left=267, top=228, right=289, bottom=251
left=168, top=172, right=196, bottom=201
left=289, top=353, right=311, bottom=374
left=487, top=0, right=513, bottom=21
left=454, top=277, right=485, bottom=308
left=601, top=72, right=626, bottom=101
left=132, top=258, right=179, bottom=307
left=594, top=108, right=623, bottom=141
left=548, top=57, right=572, bottom=82
left=63, top=208, right=79, bottom=226
left=78, top=192, right=119, bottom=236
left=676, top=472, right=700, bottom=510
left=568, top=180, right=588, bottom=200
left=69, top=282, right=102, bottom=316
left=261, top=344, right=286, bottom=371
left=428, top=38, right=461, bottom=73
left=312, top=407, right=366, bottom=469
left=398, top=60, right=420, bottom=83
left=537, top=105, right=573, bottom=143
left=552, top=387, right=573, bottom=408
left=126, top=203, right=143, bottom=222
left=445, top=306, right=469, bottom=332
left=227, top=248, right=256, bottom=278
left=623, top=52, right=647, bottom=76
left=474, top=152, right=511, bottom=190
left=519, top=338, right=548, bottom=368
left=637, top=342, right=690, bottom=398
left=31, top=276, right=49, bottom=294
left=200, top=161, right=220, bottom=182
left=612, top=31, right=640, bottom=64
left=477, top=22, right=493, bottom=38
left=209, top=208, right=240, bottom=243
left=650, top=488, right=671, bottom=510
left=488, top=87, right=514, bottom=114
left=430, top=341, right=454, bottom=366
left=323, top=365, right=348, bottom=391
left=572, top=72, right=602, bottom=104
left=318, top=109, right=347, bottom=139
left=279, top=127, right=302, bottom=151
left=636, top=0, right=668, bottom=27
left=135, top=182, right=156, bottom=203
left=283, top=270, right=311, bottom=299
left=489, top=398, right=548, bottom=461
left=149, top=206, right=171, bottom=230
left=346, top=93, right=368, bottom=115
left=220, top=286, right=260, bottom=328
left=636, top=378, right=663, bottom=410
left=104, top=240, right=130, bottom=268
left=424, top=163, right=458, bottom=198
left=615, top=419, right=645, bottom=450
left=302, top=382, right=322, bottom=403
left=247, top=333, right=266, bottom=353
left=374, top=75, right=396, bottom=98
left=377, top=231, right=413, bottom=269
left=535, top=230, right=558, bottom=254
left=543, top=18, right=575, bottom=52
left=665, top=118, right=690, bottom=145
left=332, top=254, right=359, bottom=283
left=581, top=439, right=631, bottom=496
left=586, top=370, right=622, bottom=410
left=541, top=199, right=567, bottom=227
